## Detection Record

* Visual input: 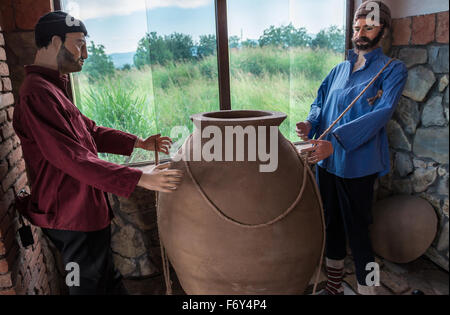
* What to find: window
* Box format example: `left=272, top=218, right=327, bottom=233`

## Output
left=60, top=0, right=348, bottom=165
left=227, top=0, right=346, bottom=141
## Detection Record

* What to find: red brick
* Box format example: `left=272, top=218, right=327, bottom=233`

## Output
left=392, top=17, right=412, bottom=46
left=412, top=14, right=436, bottom=45
left=12, top=134, right=21, bottom=148
left=30, top=253, right=41, bottom=271
left=0, top=47, right=5, bottom=61
left=0, top=224, right=15, bottom=256
left=0, top=110, right=6, bottom=124
left=6, top=106, right=13, bottom=120
left=5, top=242, right=18, bottom=269
left=0, top=139, right=13, bottom=160
left=17, top=159, right=25, bottom=174
left=436, top=11, right=449, bottom=43
left=2, top=78, right=12, bottom=92
left=42, top=281, right=50, bottom=294
left=8, top=147, right=22, bottom=166
left=0, top=212, right=13, bottom=239
left=14, top=0, right=53, bottom=31
left=24, top=249, right=33, bottom=266
left=0, top=1, right=16, bottom=32
left=0, top=92, right=14, bottom=110
left=0, top=216, right=8, bottom=239
left=0, top=138, right=13, bottom=160
left=37, top=270, right=47, bottom=291
left=0, top=62, right=9, bottom=76
left=0, top=161, right=7, bottom=180
left=1, top=122, right=15, bottom=140
left=1, top=166, right=19, bottom=192
left=0, top=288, right=16, bottom=295
left=0, top=217, right=11, bottom=240
left=33, top=239, right=41, bottom=252
left=0, top=110, right=8, bottom=124
left=0, top=188, right=14, bottom=222
left=0, top=258, right=8, bottom=274
left=31, top=267, right=40, bottom=287
left=14, top=173, right=28, bottom=195
left=0, top=272, right=12, bottom=287
left=14, top=272, right=26, bottom=295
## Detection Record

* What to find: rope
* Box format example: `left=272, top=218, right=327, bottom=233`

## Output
left=155, top=145, right=173, bottom=295
left=317, top=58, right=395, bottom=141
left=184, top=135, right=309, bottom=228
left=293, top=143, right=327, bottom=295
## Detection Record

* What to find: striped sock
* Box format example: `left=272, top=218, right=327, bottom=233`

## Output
left=325, top=265, right=344, bottom=295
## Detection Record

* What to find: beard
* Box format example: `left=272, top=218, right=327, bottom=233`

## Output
left=57, top=45, right=83, bottom=74
left=352, top=27, right=385, bottom=51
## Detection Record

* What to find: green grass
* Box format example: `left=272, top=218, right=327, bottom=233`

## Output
left=73, top=47, right=343, bottom=164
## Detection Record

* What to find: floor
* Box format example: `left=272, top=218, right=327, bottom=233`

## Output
left=123, top=255, right=449, bottom=295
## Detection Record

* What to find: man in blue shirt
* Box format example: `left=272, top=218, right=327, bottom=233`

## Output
left=297, top=1, right=407, bottom=295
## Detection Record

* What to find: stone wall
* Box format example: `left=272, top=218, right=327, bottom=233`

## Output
left=378, top=11, right=449, bottom=270
left=108, top=165, right=163, bottom=279
left=108, top=186, right=161, bottom=278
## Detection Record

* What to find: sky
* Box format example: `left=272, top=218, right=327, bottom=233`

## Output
left=61, top=0, right=346, bottom=54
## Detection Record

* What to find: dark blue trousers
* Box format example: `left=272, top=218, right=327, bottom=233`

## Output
left=316, top=166, right=377, bottom=285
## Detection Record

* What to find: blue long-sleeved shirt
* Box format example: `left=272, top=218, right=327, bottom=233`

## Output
left=306, top=47, right=408, bottom=178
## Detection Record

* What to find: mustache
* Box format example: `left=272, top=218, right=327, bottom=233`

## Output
left=355, top=36, right=371, bottom=42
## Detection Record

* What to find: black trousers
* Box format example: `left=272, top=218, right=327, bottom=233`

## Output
left=42, top=225, right=127, bottom=295
left=316, top=166, right=377, bottom=285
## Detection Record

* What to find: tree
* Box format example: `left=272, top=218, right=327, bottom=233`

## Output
left=165, top=32, right=194, bottom=61
left=229, top=36, right=240, bottom=49
left=258, top=24, right=311, bottom=48
left=259, top=25, right=284, bottom=47
left=242, top=39, right=258, bottom=48
left=311, top=25, right=345, bottom=52
left=134, top=32, right=194, bottom=68
left=197, top=34, right=216, bottom=58
left=121, top=64, right=132, bottom=71
left=134, top=32, right=173, bottom=68
left=83, top=41, right=115, bottom=83
left=288, top=25, right=311, bottom=48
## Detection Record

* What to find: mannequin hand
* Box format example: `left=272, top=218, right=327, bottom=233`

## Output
left=301, top=139, right=333, bottom=164
left=135, top=134, right=172, bottom=154
left=296, top=121, right=312, bottom=141
left=137, top=163, right=183, bottom=193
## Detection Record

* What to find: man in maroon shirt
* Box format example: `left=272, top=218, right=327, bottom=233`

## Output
left=12, top=11, right=183, bottom=295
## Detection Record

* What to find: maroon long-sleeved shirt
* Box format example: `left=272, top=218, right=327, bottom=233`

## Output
left=12, top=65, right=143, bottom=232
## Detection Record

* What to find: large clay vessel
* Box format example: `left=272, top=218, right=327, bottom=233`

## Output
left=158, top=110, right=324, bottom=294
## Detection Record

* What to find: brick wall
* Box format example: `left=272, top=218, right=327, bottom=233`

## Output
left=0, top=0, right=64, bottom=295
left=379, top=11, right=449, bottom=270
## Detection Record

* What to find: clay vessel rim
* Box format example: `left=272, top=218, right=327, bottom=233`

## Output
left=191, top=110, right=287, bottom=125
